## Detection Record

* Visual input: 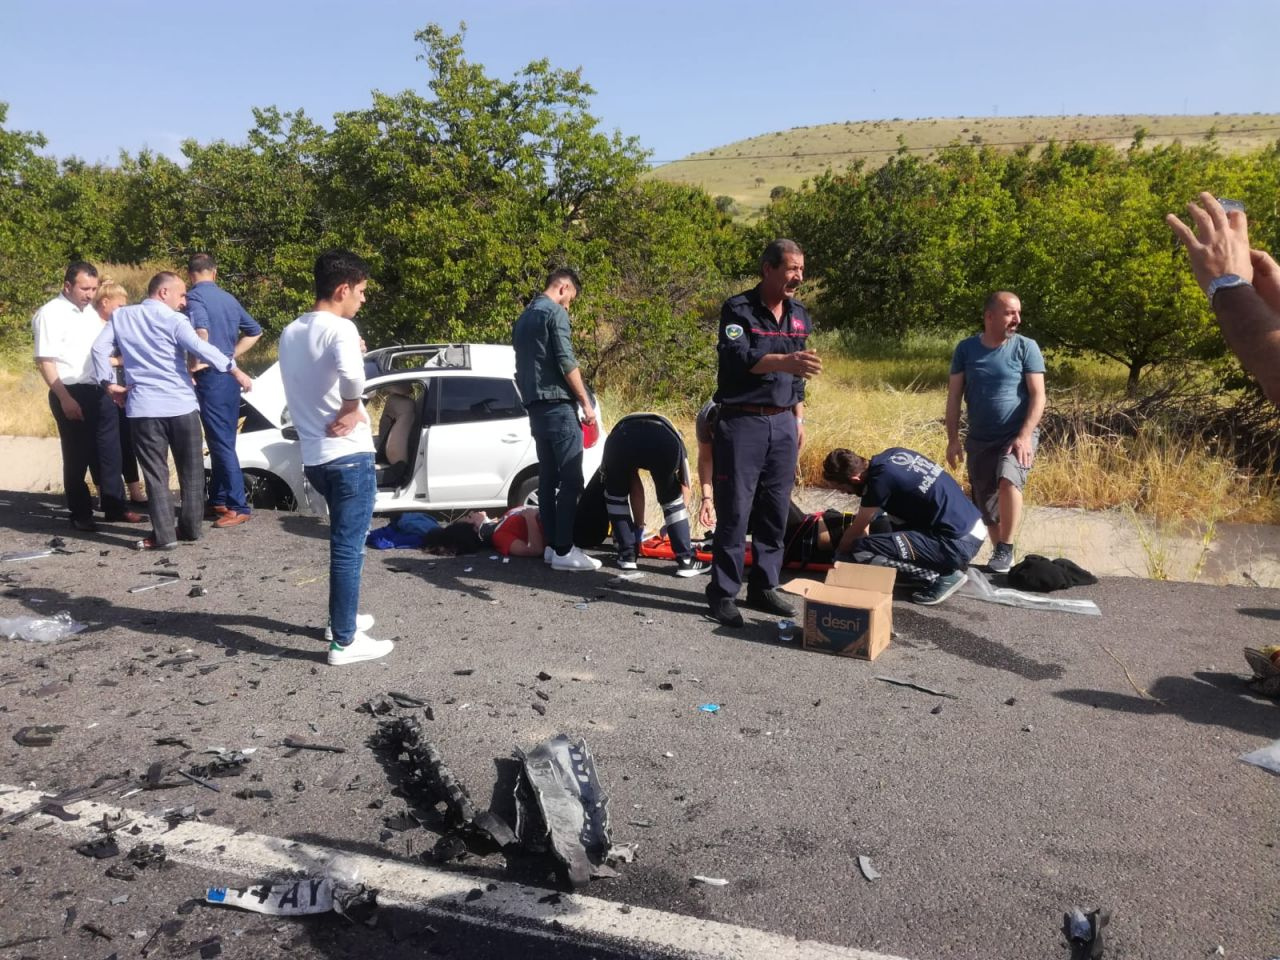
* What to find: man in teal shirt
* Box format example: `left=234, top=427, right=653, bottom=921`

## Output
left=945, top=291, right=1046, bottom=574
left=512, top=269, right=600, bottom=572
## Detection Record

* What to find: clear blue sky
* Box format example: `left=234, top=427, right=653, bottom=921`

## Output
left=3, top=0, right=1277, bottom=167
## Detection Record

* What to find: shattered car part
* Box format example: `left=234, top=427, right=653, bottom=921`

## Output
left=1063, top=906, right=1109, bottom=959
left=206, top=877, right=378, bottom=923
left=691, top=875, right=729, bottom=886
left=13, top=724, right=66, bottom=747
left=374, top=717, right=516, bottom=849
left=0, top=613, right=86, bottom=643
left=514, top=734, right=613, bottom=888
left=857, top=856, right=881, bottom=881
left=76, top=836, right=120, bottom=860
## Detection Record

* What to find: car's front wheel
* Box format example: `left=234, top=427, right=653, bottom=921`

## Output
left=244, top=470, right=298, bottom=511
left=509, top=472, right=539, bottom=508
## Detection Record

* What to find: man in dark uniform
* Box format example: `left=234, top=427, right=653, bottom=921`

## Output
left=822, top=447, right=986, bottom=605
left=706, top=239, right=822, bottom=627
left=601, top=412, right=703, bottom=576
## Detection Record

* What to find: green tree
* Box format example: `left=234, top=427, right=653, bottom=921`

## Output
left=0, top=103, right=60, bottom=339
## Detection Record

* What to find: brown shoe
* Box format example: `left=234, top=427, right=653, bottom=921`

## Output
left=105, top=510, right=147, bottom=524
left=213, top=512, right=251, bottom=529
left=204, top=505, right=231, bottom=520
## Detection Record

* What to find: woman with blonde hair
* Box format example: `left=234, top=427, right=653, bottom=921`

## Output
left=93, top=278, right=147, bottom=505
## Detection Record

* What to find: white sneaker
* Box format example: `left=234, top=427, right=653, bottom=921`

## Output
left=550, top=546, right=602, bottom=571
left=543, top=546, right=553, bottom=564
left=327, top=631, right=394, bottom=666
left=324, top=613, right=375, bottom=642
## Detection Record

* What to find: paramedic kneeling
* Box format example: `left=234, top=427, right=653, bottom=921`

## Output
left=822, top=447, right=985, bottom=606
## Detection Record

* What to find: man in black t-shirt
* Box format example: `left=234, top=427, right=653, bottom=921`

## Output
left=821, top=447, right=986, bottom=605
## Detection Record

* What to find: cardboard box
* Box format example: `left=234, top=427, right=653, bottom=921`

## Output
left=781, top=563, right=896, bottom=660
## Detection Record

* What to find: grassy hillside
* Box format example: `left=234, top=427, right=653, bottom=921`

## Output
left=649, top=113, right=1280, bottom=216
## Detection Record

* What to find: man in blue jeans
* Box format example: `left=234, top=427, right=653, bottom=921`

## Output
left=278, top=250, right=391, bottom=666
left=186, top=253, right=262, bottom=528
left=512, top=268, right=601, bottom=572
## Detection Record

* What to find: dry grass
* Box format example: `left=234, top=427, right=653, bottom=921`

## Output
left=649, top=113, right=1280, bottom=216
left=0, top=365, right=57, bottom=437
left=603, top=332, right=1280, bottom=527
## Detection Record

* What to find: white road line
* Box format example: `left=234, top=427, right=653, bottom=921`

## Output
left=0, top=784, right=912, bottom=960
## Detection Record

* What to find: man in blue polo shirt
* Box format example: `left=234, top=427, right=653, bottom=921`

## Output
left=186, top=253, right=262, bottom=528
left=945, top=291, right=1045, bottom=574
left=823, top=446, right=986, bottom=605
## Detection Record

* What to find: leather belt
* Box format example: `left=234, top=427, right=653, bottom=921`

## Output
left=721, top=403, right=794, bottom=416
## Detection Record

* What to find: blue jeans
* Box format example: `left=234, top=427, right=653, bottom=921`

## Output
left=304, top=452, right=376, bottom=646
left=196, top=369, right=249, bottom=514
left=528, top=401, right=583, bottom=553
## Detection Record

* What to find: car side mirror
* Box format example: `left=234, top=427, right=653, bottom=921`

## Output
left=282, top=426, right=300, bottom=441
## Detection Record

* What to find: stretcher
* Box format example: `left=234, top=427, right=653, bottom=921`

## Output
left=636, top=532, right=837, bottom=572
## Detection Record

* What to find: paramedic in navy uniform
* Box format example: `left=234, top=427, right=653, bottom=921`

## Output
left=706, top=239, right=822, bottom=628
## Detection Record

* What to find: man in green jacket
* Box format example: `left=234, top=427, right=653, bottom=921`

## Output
left=512, top=268, right=600, bottom=572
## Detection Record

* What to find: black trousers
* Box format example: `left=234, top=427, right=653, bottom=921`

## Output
left=131, top=411, right=206, bottom=546
left=48, top=383, right=126, bottom=520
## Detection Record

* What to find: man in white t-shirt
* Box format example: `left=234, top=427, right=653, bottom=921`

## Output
left=278, top=250, right=391, bottom=666
left=32, top=261, right=142, bottom=531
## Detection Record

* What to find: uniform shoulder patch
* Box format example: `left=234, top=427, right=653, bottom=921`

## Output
left=724, top=323, right=744, bottom=340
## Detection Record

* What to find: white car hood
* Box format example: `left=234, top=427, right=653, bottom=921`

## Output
left=244, top=362, right=288, bottom=427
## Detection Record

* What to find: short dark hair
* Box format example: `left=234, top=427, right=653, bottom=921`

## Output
left=314, top=250, right=371, bottom=301
left=147, top=271, right=182, bottom=297
left=822, top=448, right=869, bottom=486
left=984, top=290, right=1018, bottom=313
left=188, top=252, right=217, bottom=274
left=64, top=261, right=98, bottom=285
left=421, top=521, right=484, bottom=555
left=760, top=239, right=803, bottom=273
left=545, top=268, right=582, bottom=295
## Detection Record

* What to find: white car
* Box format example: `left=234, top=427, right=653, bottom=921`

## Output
left=219, top=343, right=606, bottom=515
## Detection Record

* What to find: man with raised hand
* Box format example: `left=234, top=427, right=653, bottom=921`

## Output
left=706, top=239, right=821, bottom=628
left=92, top=272, right=251, bottom=551
left=512, top=268, right=601, bottom=573
left=186, top=252, right=262, bottom=529
left=33, top=261, right=140, bottom=531
left=1166, top=192, right=1280, bottom=405
left=278, top=251, right=391, bottom=667
left=945, top=291, right=1045, bottom=575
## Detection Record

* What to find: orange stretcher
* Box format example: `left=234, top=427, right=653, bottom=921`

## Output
left=636, top=534, right=836, bottom=572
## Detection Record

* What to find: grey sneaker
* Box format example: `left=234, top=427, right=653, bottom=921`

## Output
left=987, top=544, right=1014, bottom=574
left=543, top=546, right=553, bottom=564
left=616, top=553, right=638, bottom=571
left=911, top=570, right=967, bottom=606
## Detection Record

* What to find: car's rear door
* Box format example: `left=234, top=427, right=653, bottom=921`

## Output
left=423, top=375, right=533, bottom=506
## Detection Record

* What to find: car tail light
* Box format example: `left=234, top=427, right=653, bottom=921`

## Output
left=581, top=418, right=600, bottom=449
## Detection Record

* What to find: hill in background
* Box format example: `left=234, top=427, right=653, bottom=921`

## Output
left=649, top=114, right=1280, bottom=216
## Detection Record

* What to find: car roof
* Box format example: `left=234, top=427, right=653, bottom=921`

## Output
left=363, top=343, right=515, bottom=378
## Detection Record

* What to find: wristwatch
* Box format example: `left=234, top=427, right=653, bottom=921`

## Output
left=1206, top=273, right=1252, bottom=306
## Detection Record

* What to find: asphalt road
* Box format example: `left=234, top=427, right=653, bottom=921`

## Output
left=1, top=490, right=1277, bottom=960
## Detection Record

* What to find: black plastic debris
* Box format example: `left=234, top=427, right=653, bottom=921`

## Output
left=531, top=702, right=547, bottom=716
left=187, top=751, right=252, bottom=780
left=384, top=812, right=421, bottom=832
left=453, top=668, right=474, bottom=676
left=188, top=586, right=207, bottom=598
left=387, top=691, right=426, bottom=708
left=1064, top=907, right=1109, bottom=959
left=357, top=696, right=394, bottom=715
left=232, top=788, right=273, bottom=800
left=105, top=863, right=137, bottom=881
left=154, top=736, right=192, bottom=749
left=14, top=724, right=65, bottom=747
left=535, top=690, right=551, bottom=702
left=514, top=734, right=613, bottom=887
left=282, top=738, right=346, bottom=753
left=76, top=836, right=120, bottom=860
left=127, top=843, right=166, bottom=869
left=873, top=675, right=958, bottom=699
left=373, top=717, right=517, bottom=850
left=42, top=803, right=79, bottom=822
left=197, top=935, right=222, bottom=958
left=536, top=671, right=552, bottom=681
left=431, top=834, right=468, bottom=862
